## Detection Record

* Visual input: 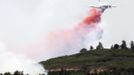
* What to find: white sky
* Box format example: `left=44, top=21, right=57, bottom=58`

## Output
left=100, top=0, right=134, bottom=47
left=0, top=0, right=133, bottom=60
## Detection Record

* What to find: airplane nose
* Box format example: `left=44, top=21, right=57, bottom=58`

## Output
left=99, top=6, right=109, bottom=13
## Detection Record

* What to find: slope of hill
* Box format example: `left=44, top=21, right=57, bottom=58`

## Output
left=40, top=49, right=134, bottom=71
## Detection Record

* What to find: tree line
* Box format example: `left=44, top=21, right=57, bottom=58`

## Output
left=80, top=40, right=134, bottom=53
left=0, top=70, right=45, bottom=75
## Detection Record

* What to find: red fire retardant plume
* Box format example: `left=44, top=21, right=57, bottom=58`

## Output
left=28, top=8, right=103, bottom=60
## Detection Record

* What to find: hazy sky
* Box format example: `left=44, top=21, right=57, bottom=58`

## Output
left=0, top=0, right=133, bottom=60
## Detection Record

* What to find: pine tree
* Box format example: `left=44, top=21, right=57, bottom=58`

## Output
left=80, top=48, right=87, bottom=53
left=130, top=41, right=134, bottom=51
left=96, top=42, right=104, bottom=50
left=120, top=40, right=128, bottom=49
